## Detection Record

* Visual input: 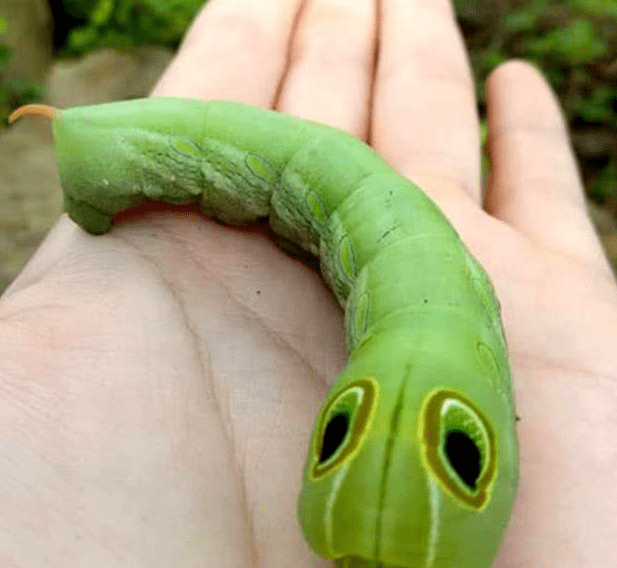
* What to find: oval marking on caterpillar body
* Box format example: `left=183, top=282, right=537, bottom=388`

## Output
left=475, top=341, right=500, bottom=390
left=306, top=190, right=328, bottom=226
left=245, top=154, right=278, bottom=183
left=338, top=235, right=356, bottom=280
left=172, top=137, right=203, bottom=158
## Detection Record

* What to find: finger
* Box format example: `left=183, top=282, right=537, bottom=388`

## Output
left=275, top=0, right=377, bottom=138
left=373, top=0, right=482, bottom=203
left=152, top=0, right=303, bottom=105
left=485, top=60, right=612, bottom=274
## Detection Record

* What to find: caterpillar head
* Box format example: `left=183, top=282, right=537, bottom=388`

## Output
left=298, top=331, right=518, bottom=568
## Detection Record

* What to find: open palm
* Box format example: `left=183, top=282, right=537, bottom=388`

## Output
left=1, top=0, right=616, bottom=567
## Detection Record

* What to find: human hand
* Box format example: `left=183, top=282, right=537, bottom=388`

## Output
left=1, top=0, right=616, bottom=567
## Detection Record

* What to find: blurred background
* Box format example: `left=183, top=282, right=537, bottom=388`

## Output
left=1, top=0, right=616, bottom=294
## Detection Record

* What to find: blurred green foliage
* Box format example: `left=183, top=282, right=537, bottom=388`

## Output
left=454, top=0, right=617, bottom=202
left=0, top=13, right=45, bottom=125
left=0, top=14, right=9, bottom=65
left=57, top=0, right=207, bottom=55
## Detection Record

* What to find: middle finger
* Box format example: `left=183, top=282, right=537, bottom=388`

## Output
left=373, top=0, right=482, bottom=204
left=276, top=0, right=377, bottom=138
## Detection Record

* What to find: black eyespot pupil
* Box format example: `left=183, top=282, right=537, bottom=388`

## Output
left=318, top=412, right=350, bottom=463
left=444, top=430, right=481, bottom=489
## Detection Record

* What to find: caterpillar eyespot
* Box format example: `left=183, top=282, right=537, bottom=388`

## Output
left=11, top=97, right=519, bottom=568
left=419, top=388, right=497, bottom=510
left=311, top=378, right=379, bottom=480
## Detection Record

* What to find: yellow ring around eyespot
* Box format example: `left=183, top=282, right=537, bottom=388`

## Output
left=310, top=377, right=380, bottom=481
left=418, top=388, right=498, bottom=510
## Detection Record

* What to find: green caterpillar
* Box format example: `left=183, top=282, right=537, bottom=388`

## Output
left=10, top=98, right=519, bottom=568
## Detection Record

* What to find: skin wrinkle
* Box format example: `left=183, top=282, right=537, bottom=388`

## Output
left=291, top=35, right=375, bottom=85
left=492, top=130, right=583, bottom=186
left=377, top=2, right=471, bottom=87
left=481, top=187, right=612, bottom=279
left=486, top=119, right=611, bottom=275
left=394, top=171, right=478, bottom=211
left=513, top=276, right=617, bottom=375
left=272, top=0, right=308, bottom=108
left=126, top=219, right=325, bottom=567
left=367, top=0, right=380, bottom=145
left=496, top=202, right=604, bottom=268
left=376, top=100, right=480, bottom=202
left=290, top=3, right=372, bottom=69
left=500, top=274, right=616, bottom=377
left=486, top=95, right=569, bottom=138
left=382, top=0, right=455, bottom=22
left=5, top=437, right=128, bottom=562
left=535, top=224, right=609, bottom=272
left=160, top=223, right=330, bottom=388
left=496, top=177, right=586, bottom=215
left=377, top=57, right=474, bottom=101
left=278, top=0, right=376, bottom=138
left=513, top=353, right=617, bottom=384
left=537, top=245, right=614, bottom=298
left=377, top=32, right=473, bottom=89
left=399, top=144, right=477, bottom=179
left=154, top=223, right=328, bottom=568
left=251, top=390, right=287, bottom=475
left=115, top=226, right=262, bottom=567
left=487, top=123, right=569, bottom=142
